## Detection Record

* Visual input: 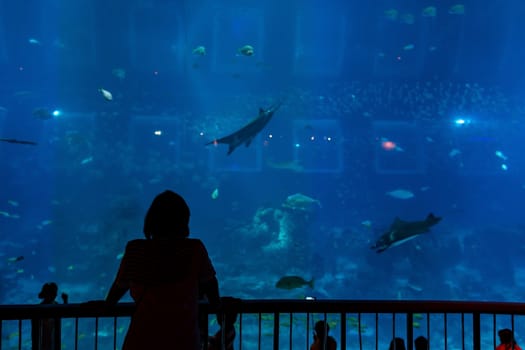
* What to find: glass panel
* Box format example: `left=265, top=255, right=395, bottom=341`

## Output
left=0, top=1, right=523, bottom=314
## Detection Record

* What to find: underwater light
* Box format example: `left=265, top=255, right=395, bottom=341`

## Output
left=154, top=130, right=162, bottom=136
left=52, top=110, right=61, bottom=117
left=453, top=117, right=472, bottom=126
left=381, top=140, right=397, bottom=151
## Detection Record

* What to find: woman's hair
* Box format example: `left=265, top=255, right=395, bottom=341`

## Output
left=143, top=190, right=191, bottom=239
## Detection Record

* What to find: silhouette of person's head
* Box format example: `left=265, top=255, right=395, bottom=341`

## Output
left=389, top=337, right=406, bottom=350
left=499, top=329, right=515, bottom=344
left=143, top=190, right=191, bottom=239
left=38, top=282, right=58, bottom=303
left=414, top=336, right=428, bottom=350
left=314, top=320, right=330, bottom=340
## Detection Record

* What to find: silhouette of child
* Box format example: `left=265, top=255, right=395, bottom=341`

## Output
left=311, top=320, right=337, bottom=350
left=389, top=337, right=406, bottom=350
left=415, top=336, right=428, bottom=350
left=208, top=297, right=241, bottom=350
left=497, top=329, right=522, bottom=350
left=31, top=282, right=68, bottom=350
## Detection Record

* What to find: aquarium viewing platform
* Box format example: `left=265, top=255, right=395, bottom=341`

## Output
left=1, top=299, right=525, bottom=350
left=2, top=0, right=525, bottom=349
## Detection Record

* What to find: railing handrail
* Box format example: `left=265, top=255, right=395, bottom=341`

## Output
left=2, top=299, right=525, bottom=320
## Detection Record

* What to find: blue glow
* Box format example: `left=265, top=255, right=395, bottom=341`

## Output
left=453, top=117, right=471, bottom=126
left=294, top=143, right=301, bottom=148
left=52, top=110, right=61, bottom=117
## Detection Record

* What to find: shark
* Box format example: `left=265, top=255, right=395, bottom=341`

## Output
left=371, top=213, right=442, bottom=253
left=0, top=138, right=37, bottom=145
left=206, top=101, right=282, bottom=155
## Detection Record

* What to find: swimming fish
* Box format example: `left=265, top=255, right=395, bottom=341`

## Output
left=238, top=45, right=254, bottom=56
left=386, top=189, right=414, bottom=199
left=495, top=150, right=507, bottom=161
left=0, top=138, right=37, bottom=145
left=80, top=156, right=93, bottom=165
left=282, top=193, right=321, bottom=211
left=422, top=6, right=437, bottom=17
left=28, top=38, right=42, bottom=45
left=371, top=213, right=442, bottom=253
left=192, top=46, right=206, bottom=56
left=99, top=88, right=113, bottom=101
left=449, top=4, right=465, bottom=15
left=400, top=13, right=415, bottom=24
left=206, top=102, right=281, bottom=155
left=7, top=256, right=24, bottom=263
left=276, top=276, right=314, bottom=290
left=112, top=68, right=126, bottom=80
left=384, top=9, right=399, bottom=21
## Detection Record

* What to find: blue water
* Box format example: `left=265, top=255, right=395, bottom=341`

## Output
left=1, top=0, right=525, bottom=309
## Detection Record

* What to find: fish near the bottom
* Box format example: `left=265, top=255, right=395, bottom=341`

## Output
left=275, top=275, right=314, bottom=290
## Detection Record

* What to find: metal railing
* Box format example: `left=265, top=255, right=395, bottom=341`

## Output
left=1, top=300, right=525, bottom=350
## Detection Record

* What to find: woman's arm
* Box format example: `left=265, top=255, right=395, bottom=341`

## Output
left=105, top=240, right=141, bottom=304
left=105, top=280, right=128, bottom=305
left=200, top=276, right=220, bottom=307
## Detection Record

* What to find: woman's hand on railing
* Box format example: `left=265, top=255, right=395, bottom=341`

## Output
left=83, top=300, right=106, bottom=305
left=82, top=300, right=109, bottom=311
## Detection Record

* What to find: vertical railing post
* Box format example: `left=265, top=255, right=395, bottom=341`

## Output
left=113, top=317, right=118, bottom=350
left=472, top=312, right=481, bottom=350
left=288, top=313, right=293, bottom=350
left=340, top=312, right=346, bottom=350
left=444, top=313, right=448, bottom=350
left=238, top=313, right=243, bottom=350
left=74, top=317, right=79, bottom=350
left=406, top=313, right=413, bottom=350
left=306, top=313, right=311, bottom=350
left=94, top=317, right=99, bottom=350
left=273, top=312, right=280, bottom=350
left=18, top=319, right=22, bottom=350
left=199, top=307, right=209, bottom=350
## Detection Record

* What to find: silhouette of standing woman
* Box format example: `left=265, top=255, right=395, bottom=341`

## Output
left=105, top=190, right=220, bottom=350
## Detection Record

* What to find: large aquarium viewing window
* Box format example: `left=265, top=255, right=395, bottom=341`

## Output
left=293, top=7, right=346, bottom=76
left=1, top=0, right=525, bottom=308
